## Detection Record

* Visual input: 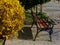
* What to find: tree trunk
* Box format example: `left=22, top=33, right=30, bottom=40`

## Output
left=3, top=37, right=6, bottom=45
left=40, top=4, right=42, bottom=13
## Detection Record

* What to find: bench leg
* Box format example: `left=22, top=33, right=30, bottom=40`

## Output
left=33, top=30, right=39, bottom=41
left=49, top=29, right=53, bottom=41
left=49, top=34, right=52, bottom=41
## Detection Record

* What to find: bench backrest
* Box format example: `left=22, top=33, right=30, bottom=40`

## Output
left=37, top=18, right=49, bottom=28
left=31, top=11, right=52, bottom=28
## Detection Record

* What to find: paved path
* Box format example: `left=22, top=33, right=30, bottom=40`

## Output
left=5, top=24, right=60, bottom=45
left=43, top=2, right=60, bottom=24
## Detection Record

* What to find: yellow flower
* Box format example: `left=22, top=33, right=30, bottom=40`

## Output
left=0, top=0, right=25, bottom=39
left=0, top=16, right=1, bottom=18
left=6, top=36, right=9, bottom=39
left=2, top=27, right=5, bottom=30
left=0, top=32, right=2, bottom=34
left=7, top=28, right=10, bottom=30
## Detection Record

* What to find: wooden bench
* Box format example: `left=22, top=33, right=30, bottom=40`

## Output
left=31, top=12, right=54, bottom=41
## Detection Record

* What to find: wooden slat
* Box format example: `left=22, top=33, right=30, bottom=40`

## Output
left=37, top=18, right=49, bottom=29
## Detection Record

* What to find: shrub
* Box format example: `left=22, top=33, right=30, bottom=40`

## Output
left=0, top=0, right=25, bottom=39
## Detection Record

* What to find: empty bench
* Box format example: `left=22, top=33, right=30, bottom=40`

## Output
left=31, top=12, right=54, bottom=41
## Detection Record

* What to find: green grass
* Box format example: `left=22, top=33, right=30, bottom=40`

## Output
left=25, top=11, right=32, bottom=18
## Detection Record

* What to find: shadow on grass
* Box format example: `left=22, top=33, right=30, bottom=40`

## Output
left=18, top=27, right=33, bottom=40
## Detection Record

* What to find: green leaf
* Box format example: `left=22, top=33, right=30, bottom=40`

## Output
left=19, top=0, right=51, bottom=9
left=21, top=30, right=24, bottom=33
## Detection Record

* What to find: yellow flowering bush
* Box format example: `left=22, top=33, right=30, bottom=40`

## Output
left=0, top=0, right=25, bottom=39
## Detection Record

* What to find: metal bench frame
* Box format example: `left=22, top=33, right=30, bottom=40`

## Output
left=31, top=11, right=54, bottom=41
